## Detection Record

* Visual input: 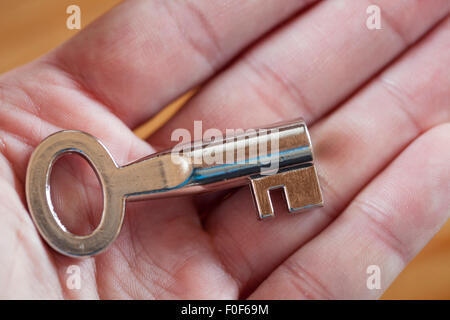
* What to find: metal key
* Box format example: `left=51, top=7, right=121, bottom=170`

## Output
left=26, top=119, right=323, bottom=257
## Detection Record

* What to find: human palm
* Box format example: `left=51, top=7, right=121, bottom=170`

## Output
left=0, top=0, right=449, bottom=299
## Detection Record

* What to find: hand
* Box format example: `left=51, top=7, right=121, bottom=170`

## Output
left=0, top=0, right=448, bottom=299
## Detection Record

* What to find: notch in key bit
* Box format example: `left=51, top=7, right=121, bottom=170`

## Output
left=250, top=164, right=323, bottom=219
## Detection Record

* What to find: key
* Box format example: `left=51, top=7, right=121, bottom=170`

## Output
left=26, top=119, right=323, bottom=257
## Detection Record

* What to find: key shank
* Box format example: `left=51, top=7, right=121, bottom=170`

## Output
left=125, top=119, right=315, bottom=198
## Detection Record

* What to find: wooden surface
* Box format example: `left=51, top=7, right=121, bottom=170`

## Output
left=1, top=0, right=449, bottom=299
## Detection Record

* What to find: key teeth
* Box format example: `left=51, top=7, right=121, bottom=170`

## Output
left=250, top=179, right=275, bottom=219
left=250, top=164, right=323, bottom=219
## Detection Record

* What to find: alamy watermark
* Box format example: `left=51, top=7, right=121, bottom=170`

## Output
left=366, top=5, right=382, bottom=30
left=66, top=5, right=81, bottom=30
left=170, top=121, right=282, bottom=175
left=66, top=265, right=81, bottom=290
left=366, top=264, right=381, bottom=290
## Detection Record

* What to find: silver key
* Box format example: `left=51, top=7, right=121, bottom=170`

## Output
left=26, top=119, right=323, bottom=257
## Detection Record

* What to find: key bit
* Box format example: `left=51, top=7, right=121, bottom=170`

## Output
left=25, top=119, right=323, bottom=257
left=250, top=164, right=323, bottom=219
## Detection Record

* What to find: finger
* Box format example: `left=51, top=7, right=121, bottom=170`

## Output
left=250, top=123, right=450, bottom=299
left=0, top=73, right=151, bottom=180
left=0, top=170, right=67, bottom=298
left=47, top=0, right=317, bottom=128
left=203, top=16, right=450, bottom=295
left=148, top=0, right=449, bottom=150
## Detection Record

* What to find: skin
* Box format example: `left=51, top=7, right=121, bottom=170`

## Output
left=0, top=0, right=449, bottom=299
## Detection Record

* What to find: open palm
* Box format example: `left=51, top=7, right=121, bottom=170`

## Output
left=0, top=0, right=449, bottom=299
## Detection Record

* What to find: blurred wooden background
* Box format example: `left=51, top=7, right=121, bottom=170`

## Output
left=0, top=0, right=448, bottom=299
